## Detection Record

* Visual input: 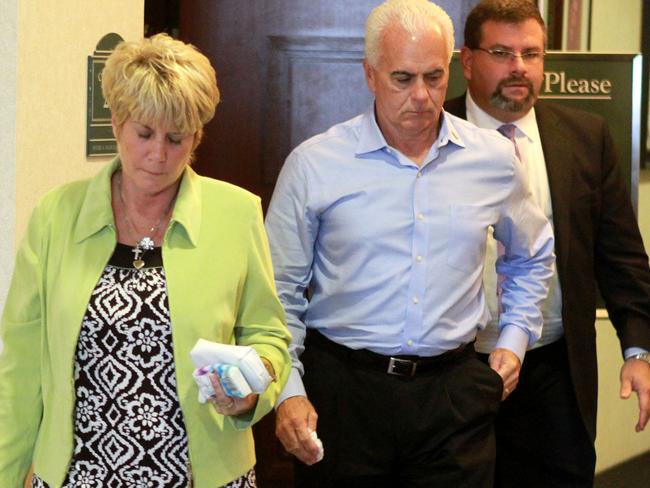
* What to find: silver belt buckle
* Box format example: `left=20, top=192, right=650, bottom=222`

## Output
left=387, top=357, right=417, bottom=376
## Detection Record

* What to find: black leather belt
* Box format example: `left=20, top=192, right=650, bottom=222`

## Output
left=307, top=330, right=474, bottom=377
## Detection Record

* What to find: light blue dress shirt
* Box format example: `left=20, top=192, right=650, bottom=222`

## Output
left=465, top=93, right=648, bottom=360
left=265, top=107, right=555, bottom=402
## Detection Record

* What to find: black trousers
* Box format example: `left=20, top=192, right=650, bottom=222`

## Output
left=478, top=338, right=595, bottom=488
left=294, top=332, right=503, bottom=488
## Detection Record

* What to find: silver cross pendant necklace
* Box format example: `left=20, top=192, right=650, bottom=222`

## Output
left=117, top=172, right=174, bottom=270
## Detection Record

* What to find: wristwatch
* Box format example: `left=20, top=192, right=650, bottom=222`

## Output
left=628, top=352, right=650, bottom=365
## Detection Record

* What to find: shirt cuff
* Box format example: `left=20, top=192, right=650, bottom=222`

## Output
left=275, top=367, right=307, bottom=407
left=494, top=324, right=530, bottom=363
left=624, top=347, right=649, bottom=360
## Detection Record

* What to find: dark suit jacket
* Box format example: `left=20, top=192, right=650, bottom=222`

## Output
left=444, top=95, right=650, bottom=441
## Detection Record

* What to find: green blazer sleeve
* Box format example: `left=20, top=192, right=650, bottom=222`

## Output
left=0, top=202, right=46, bottom=487
left=231, top=200, right=292, bottom=429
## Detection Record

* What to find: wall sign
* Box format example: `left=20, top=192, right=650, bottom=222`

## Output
left=86, top=33, right=123, bottom=157
left=447, top=52, right=643, bottom=210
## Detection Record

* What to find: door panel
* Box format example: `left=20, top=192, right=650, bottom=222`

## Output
left=263, top=35, right=371, bottom=184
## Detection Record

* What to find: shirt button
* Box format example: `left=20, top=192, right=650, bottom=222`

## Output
left=407, top=339, right=414, bottom=346
left=416, top=255, right=423, bottom=262
left=412, top=296, right=419, bottom=304
left=416, top=213, right=424, bottom=221
left=416, top=171, right=422, bottom=178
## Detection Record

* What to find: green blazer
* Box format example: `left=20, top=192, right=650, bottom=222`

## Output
left=0, top=158, right=292, bottom=487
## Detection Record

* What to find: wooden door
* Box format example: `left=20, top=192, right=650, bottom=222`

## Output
left=179, top=1, right=477, bottom=485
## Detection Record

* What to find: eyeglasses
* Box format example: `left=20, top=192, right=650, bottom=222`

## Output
left=473, top=47, right=545, bottom=64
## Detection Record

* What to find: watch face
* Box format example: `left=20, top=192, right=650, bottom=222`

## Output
left=634, top=353, right=650, bottom=363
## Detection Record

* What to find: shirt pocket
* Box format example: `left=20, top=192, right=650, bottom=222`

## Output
left=446, top=205, right=493, bottom=273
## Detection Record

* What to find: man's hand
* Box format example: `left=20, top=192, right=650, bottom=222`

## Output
left=619, top=358, right=650, bottom=432
left=275, top=396, right=322, bottom=465
left=489, top=348, right=521, bottom=400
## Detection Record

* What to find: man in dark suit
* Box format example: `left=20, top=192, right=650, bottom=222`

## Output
left=444, top=1, right=650, bottom=486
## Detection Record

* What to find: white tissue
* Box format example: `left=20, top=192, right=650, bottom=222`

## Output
left=310, top=430, right=325, bottom=462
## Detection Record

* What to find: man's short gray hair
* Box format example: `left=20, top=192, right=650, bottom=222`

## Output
left=365, top=0, right=455, bottom=67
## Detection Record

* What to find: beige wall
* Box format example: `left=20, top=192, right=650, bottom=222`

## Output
left=596, top=327, right=650, bottom=472
left=15, top=1, right=144, bottom=239
left=595, top=179, right=650, bottom=471
left=0, top=0, right=18, bottom=317
left=0, top=0, right=144, bottom=314
left=595, top=174, right=650, bottom=472
left=590, top=0, right=642, bottom=53
left=589, top=0, right=650, bottom=473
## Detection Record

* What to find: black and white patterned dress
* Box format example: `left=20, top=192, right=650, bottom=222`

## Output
left=32, top=244, right=255, bottom=488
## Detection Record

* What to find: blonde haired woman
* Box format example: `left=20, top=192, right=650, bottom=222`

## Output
left=0, top=34, right=291, bottom=488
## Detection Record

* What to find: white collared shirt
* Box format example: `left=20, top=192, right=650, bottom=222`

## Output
left=465, top=92, right=564, bottom=353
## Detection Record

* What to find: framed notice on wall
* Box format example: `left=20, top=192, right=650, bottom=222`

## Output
left=86, top=33, right=124, bottom=157
left=447, top=52, right=643, bottom=211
